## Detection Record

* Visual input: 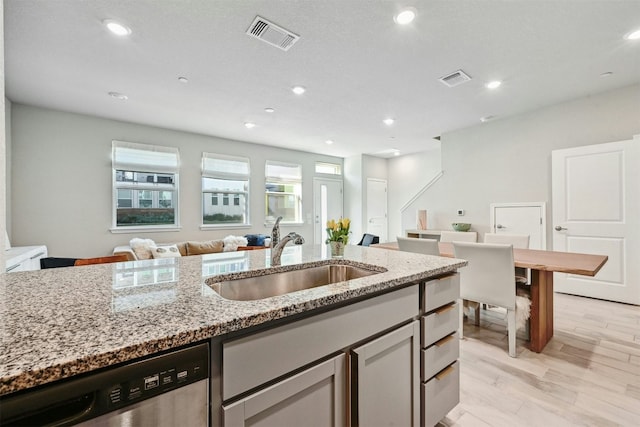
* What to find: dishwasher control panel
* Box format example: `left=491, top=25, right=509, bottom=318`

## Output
left=103, top=345, right=209, bottom=410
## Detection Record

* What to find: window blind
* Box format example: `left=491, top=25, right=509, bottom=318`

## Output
left=112, top=140, right=180, bottom=174
left=265, top=161, right=302, bottom=182
left=202, top=153, right=250, bottom=180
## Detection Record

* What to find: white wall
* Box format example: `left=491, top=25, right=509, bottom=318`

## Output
left=1, top=3, right=6, bottom=269
left=10, top=104, right=343, bottom=257
left=387, top=147, right=442, bottom=240
left=408, top=84, right=640, bottom=245
left=343, top=155, right=363, bottom=244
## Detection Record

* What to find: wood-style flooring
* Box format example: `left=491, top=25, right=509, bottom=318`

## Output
left=440, top=292, right=640, bottom=427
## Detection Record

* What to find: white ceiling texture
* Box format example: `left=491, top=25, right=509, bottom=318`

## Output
left=4, top=0, right=640, bottom=158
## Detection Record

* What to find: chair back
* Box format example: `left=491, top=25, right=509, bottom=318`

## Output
left=396, top=237, right=440, bottom=256
left=439, top=231, right=478, bottom=243
left=484, top=233, right=530, bottom=249
left=357, top=234, right=379, bottom=246
left=453, top=242, right=516, bottom=310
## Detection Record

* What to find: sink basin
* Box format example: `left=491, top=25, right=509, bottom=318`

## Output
left=209, top=264, right=382, bottom=301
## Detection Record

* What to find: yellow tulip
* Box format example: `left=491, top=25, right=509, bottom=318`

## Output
left=327, top=219, right=336, bottom=229
left=341, top=218, right=350, bottom=229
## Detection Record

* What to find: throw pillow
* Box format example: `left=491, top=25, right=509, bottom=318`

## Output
left=150, top=244, right=182, bottom=259
left=223, top=235, right=249, bottom=252
left=186, top=240, right=224, bottom=255
left=129, top=238, right=156, bottom=260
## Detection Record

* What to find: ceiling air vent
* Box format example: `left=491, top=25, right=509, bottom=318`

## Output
left=246, top=16, right=300, bottom=51
left=438, top=70, right=472, bottom=87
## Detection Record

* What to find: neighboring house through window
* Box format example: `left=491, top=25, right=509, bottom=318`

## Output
left=112, top=140, right=180, bottom=230
left=265, top=161, right=302, bottom=223
left=202, top=153, right=250, bottom=226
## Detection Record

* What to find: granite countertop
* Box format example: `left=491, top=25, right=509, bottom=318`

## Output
left=0, top=244, right=466, bottom=396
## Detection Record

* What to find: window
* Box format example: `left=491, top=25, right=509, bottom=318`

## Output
left=112, top=141, right=180, bottom=229
left=202, top=153, right=250, bottom=226
left=315, top=162, right=342, bottom=175
left=265, top=161, right=302, bottom=223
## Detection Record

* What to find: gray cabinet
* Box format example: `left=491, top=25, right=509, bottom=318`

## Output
left=222, top=354, right=346, bottom=427
left=351, top=321, right=420, bottom=427
left=420, top=274, right=460, bottom=426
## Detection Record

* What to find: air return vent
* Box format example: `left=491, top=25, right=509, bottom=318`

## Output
left=246, top=16, right=300, bottom=51
left=438, top=70, right=472, bottom=87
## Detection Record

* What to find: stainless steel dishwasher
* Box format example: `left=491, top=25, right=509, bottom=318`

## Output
left=0, top=342, right=209, bottom=426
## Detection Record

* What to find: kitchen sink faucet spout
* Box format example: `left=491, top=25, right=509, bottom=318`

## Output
left=271, top=232, right=305, bottom=266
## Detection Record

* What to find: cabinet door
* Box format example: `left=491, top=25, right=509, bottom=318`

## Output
left=223, top=354, right=345, bottom=427
left=351, top=321, right=420, bottom=427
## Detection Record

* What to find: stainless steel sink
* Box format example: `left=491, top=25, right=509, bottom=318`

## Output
left=209, top=264, right=382, bottom=301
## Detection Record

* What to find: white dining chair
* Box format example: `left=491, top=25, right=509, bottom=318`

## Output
left=439, top=231, right=478, bottom=243
left=483, top=233, right=530, bottom=249
left=484, top=233, right=531, bottom=286
left=396, top=237, right=440, bottom=256
left=454, top=241, right=527, bottom=357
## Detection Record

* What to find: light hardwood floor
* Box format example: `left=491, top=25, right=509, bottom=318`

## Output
left=440, top=292, right=640, bottom=427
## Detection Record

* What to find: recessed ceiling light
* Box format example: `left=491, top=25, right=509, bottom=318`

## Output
left=480, top=115, right=496, bottom=122
left=394, top=8, right=416, bottom=25
left=625, top=29, right=640, bottom=40
left=325, top=139, right=334, bottom=145
left=486, top=81, right=502, bottom=89
left=108, top=91, right=128, bottom=100
left=292, top=86, right=306, bottom=95
left=264, top=107, right=275, bottom=113
left=244, top=122, right=256, bottom=129
left=103, top=19, right=131, bottom=36
left=383, top=118, right=395, bottom=126
left=178, top=77, right=188, bottom=83
left=393, top=149, right=401, bottom=156
left=600, top=71, right=613, bottom=77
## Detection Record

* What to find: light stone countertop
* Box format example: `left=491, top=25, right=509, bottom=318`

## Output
left=0, top=244, right=466, bottom=396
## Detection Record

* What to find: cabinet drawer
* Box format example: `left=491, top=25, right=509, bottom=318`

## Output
left=421, top=302, right=458, bottom=348
left=421, top=274, right=459, bottom=313
left=422, top=361, right=460, bottom=427
left=421, top=332, right=459, bottom=381
left=223, top=284, right=419, bottom=400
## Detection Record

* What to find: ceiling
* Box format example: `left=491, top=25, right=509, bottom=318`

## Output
left=4, top=1, right=640, bottom=158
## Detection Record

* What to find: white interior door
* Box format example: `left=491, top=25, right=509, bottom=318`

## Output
left=490, top=203, right=546, bottom=249
left=552, top=137, right=640, bottom=304
left=366, top=178, right=387, bottom=243
left=313, top=178, right=343, bottom=244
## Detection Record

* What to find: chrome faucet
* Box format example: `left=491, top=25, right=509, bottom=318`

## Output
left=271, top=216, right=283, bottom=248
left=271, top=232, right=305, bottom=266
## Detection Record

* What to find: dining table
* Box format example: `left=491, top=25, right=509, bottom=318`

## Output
left=372, top=241, right=608, bottom=353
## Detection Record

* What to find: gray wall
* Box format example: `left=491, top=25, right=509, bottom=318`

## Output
left=387, top=147, right=442, bottom=240
left=403, top=83, right=640, bottom=246
left=10, top=104, right=343, bottom=257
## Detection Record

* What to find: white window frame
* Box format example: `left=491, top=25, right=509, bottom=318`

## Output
left=265, top=160, right=303, bottom=224
left=201, top=153, right=251, bottom=229
left=111, top=140, right=181, bottom=233
left=315, top=161, right=342, bottom=175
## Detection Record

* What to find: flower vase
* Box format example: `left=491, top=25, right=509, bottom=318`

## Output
left=329, top=241, right=345, bottom=258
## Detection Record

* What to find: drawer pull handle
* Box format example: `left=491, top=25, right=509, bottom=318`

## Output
left=435, top=304, right=455, bottom=315
left=435, top=335, right=455, bottom=347
left=6, top=264, right=20, bottom=272
left=435, top=365, right=455, bottom=381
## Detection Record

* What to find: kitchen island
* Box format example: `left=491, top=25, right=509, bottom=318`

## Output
left=0, top=244, right=465, bottom=426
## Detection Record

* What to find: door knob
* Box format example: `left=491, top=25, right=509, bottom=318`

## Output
left=496, top=224, right=505, bottom=229
left=554, top=226, right=567, bottom=231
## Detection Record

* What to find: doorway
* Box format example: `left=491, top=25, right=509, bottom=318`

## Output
left=552, top=137, right=640, bottom=304
left=490, top=202, right=546, bottom=250
left=313, top=178, right=343, bottom=245
left=366, top=178, right=387, bottom=243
